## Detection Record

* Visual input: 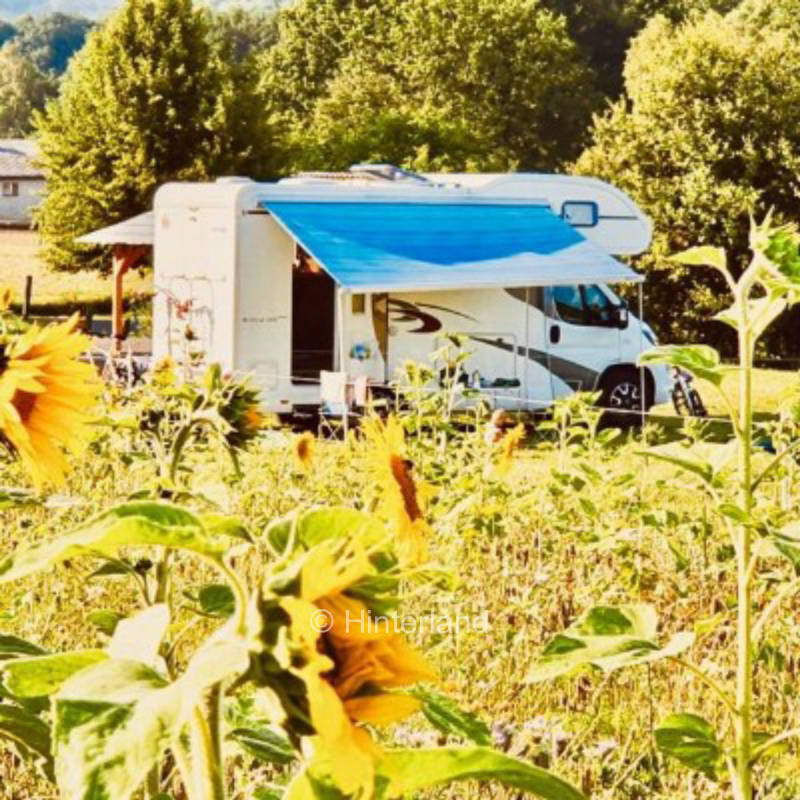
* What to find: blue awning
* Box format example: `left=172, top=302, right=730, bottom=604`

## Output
left=262, top=201, right=643, bottom=292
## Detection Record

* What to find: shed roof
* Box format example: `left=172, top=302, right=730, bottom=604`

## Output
left=0, top=139, right=43, bottom=179
left=76, top=211, right=154, bottom=246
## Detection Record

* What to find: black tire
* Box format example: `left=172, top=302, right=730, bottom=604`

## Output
left=600, top=368, right=651, bottom=428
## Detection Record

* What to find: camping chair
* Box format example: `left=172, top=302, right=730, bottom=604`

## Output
left=318, top=371, right=354, bottom=440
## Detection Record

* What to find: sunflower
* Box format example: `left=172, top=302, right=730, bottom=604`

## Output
left=205, top=365, right=267, bottom=452
left=494, top=422, right=526, bottom=478
left=0, top=314, right=102, bottom=488
left=294, top=431, right=315, bottom=471
left=361, top=416, right=429, bottom=565
left=281, top=540, right=436, bottom=795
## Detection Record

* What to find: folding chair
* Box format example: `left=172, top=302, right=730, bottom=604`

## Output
left=353, top=375, right=370, bottom=411
left=318, top=371, right=353, bottom=439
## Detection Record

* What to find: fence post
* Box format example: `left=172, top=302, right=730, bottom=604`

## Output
left=22, top=275, right=32, bottom=320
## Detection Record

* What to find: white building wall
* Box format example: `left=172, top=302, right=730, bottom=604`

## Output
left=0, top=179, right=44, bottom=226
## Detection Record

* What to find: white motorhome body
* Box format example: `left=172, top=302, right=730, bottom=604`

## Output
left=152, top=171, right=670, bottom=415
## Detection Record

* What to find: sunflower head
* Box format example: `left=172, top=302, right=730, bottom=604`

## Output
left=294, top=431, right=315, bottom=471
left=204, top=365, right=266, bottom=452
left=494, top=422, right=526, bottom=477
left=260, top=508, right=437, bottom=796
left=149, top=356, right=177, bottom=389
left=361, top=416, right=430, bottom=565
left=0, top=314, right=102, bottom=488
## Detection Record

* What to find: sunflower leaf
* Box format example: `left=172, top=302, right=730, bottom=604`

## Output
left=197, top=584, right=236, bottom=617
left=0, top=488, right=40, bottom=509
left=0, top=634, right=47, bottom=661
left=638, top=345, right=727, bottom=387
left=527, top=605, right=694, bottom=683
left=228, top=726, right=295, bottom=765
left=2, top=650, right=108, bottom=698
left=669, top=246, right=728, bottom=274
left=0, top=703, right=55, bottom=781
left=654, top=713, right=722, bottom=780
left=374, top=746, right=586, bottom=799
left=0, top=502, right=237, bottom=583
left=54, top=639, right=249, bottom=799
left=267, top=508, right=387, bottom=555
left=87, top=609, right=124, bottom=636
left=411, top=688, right=491, bottom=745
left=200, top=514, right=253, bottom=543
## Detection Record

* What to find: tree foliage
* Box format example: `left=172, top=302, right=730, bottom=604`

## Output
left=541, top=0, right=738, bottom=97
left=575, top=0, right=800, bottom=356
left=0, top=21, right=15, bottom=48
left=261, top=0, right=599, bottom=173
left=210, top=5, right=280, bottom=66
left=13, top=13, right=93, bottom=74
left=34, top=0, right=275, bottom=273
left=0, top=41, right=56, bottom=136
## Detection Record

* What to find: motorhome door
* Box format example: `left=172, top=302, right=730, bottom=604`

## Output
left=544, top=285, right=622, bottom=400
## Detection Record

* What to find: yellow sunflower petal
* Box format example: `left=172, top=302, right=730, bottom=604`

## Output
left=343, top=693, right=422, bottom=726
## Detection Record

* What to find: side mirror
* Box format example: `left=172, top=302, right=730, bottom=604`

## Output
left=613, top=306, right=629, bottom=329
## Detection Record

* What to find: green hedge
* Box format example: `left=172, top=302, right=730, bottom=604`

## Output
left=10, top=293, right=151, bottom=318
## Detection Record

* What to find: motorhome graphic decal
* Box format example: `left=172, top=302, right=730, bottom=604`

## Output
left=371, top=297, right=477, bottom=360
left=470, top=336, right=600, bottom=392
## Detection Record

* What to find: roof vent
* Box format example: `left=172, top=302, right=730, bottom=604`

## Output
left=349, top=163, right=433, bottom=185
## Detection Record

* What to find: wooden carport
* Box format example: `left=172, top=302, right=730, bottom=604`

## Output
left=76, top=212, right=153, bottom=353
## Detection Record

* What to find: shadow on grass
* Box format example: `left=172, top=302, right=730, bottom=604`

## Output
left=645, top=410, right=777, bottom=445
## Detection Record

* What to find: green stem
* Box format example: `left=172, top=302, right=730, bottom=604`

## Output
left=189, top=703, right=226, bottom=800
left=207, top=684, right=225, bottom=790
left=735, top=323, right=754, bottom=800
left=672, top=657, right=737, bottom=718
left=169, top=422, right=195, bottom=483
left=154, top=548, right=171, bottom=605
left=173, top=736, right=195, bottom=799
left=144, top=762, right=160, bottom=798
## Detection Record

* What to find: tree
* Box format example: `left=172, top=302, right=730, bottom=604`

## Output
left=35, top=0, right=275, bottom=273
left=540, top=0, right=739, bottom=97
left=13, top=13, right=93, bottom=74
left=575, top=0, right=800, bottom=355
left=259, top=0, right=393, bottom=123
left=211, top=5, right=280, bottom=65
left=263, top=0, right=599, bottom=173
left=0, top=21, right=16, bottom=48
left=0, top=41, right=56, bottom=136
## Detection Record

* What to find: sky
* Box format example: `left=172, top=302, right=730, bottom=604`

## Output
left=0, top=0, right=276, bottom=21
left=1, top=0, right=115, bottom=18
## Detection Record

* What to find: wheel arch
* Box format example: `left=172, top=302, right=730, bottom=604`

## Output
left=596, top=363, right=656, bottom=408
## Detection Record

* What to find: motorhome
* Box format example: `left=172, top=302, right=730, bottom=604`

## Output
left=151, top=166, right=671, bottom=417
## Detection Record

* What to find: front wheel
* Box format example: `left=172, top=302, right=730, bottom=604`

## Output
left=600, top=368, right=650, bottom=428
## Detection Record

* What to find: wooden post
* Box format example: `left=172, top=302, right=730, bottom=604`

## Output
left=22, top=275, right=32, bottom=320
left=111, top=245, right=147, bottom=355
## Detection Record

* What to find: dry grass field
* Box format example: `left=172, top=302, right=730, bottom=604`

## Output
left=0, top=228, right=152, bottom=304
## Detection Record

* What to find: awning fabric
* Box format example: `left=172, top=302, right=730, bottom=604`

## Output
left=263, top=201, right=642, bottom=291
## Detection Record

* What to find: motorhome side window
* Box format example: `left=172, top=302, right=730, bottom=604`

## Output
left=551, top=284, right=616, bottom=327
left=582, top=284, right=615, bottom=325
left=552, top=285, right=584, bottom=325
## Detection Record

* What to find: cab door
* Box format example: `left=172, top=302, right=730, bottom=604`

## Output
left=545, top=284, right=621, bottom=400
